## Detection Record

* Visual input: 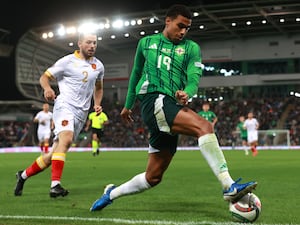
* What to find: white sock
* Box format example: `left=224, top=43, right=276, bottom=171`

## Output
left=110, top=172, right=151, bottom=200
left=51, top=181, right=60, bottom=188
left=21, top=171, right=28, bottom=180
left=198, top=133, right=234, bottom=189
left=244, top=146, right=249, bottom=154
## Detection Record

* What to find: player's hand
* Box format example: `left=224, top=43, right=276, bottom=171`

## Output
left=120, top=108, right=134, bottom=124
left=94, top=105, right=102, bottom=115
left=175, top=90, right=189, bottom=105
left=44, top=88, right=56, bottom=101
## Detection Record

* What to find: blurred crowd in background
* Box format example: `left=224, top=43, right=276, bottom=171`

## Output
left=0, top=95, right=299, bottom=148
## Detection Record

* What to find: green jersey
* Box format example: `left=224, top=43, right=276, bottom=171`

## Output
left=125, top=33, right=202, bottom=109
left=237, top=122, right=247, bottom=138
left=198, top=111, right=217, bottom=122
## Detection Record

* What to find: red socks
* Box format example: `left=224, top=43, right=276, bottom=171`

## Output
left=25, top=156, right=47, bottom=177
left=51, top=153, right=66, bottom=182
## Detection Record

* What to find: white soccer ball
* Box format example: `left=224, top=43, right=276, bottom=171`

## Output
left=229, top=193, right=262, bottom=223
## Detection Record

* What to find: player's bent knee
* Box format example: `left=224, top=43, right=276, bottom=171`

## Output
left=146, top=176, right=162, bottom=187
left=148, top=179, right=162, bottom=187
left=200, top=121, right=214, bottom=134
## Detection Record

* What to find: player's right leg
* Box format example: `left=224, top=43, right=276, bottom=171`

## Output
left=223, top=178, right=257, bottom=202
left=249, top=139, right=258, bottom=157
left=14, top=153, right=51, bottom=196
left=171, top=106, right=257, bottom=203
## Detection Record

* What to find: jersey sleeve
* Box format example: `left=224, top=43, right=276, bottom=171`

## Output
left=34, top=112, right=40, bottom=120
left=88, top=112, right=93, bottom=120
left=255, top=119, right=259, bottom=127
left=183, top=42, right=203, bottom=98
left=124, top=38, right=146, bottom=109
left=102, top=113, right=108, bottom=121
left=95, top=59, right=105, bottom=81
left=212, top=112, right=217, bottom=118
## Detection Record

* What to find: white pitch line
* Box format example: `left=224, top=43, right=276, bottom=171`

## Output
left=0, top=215, right=298, bottom=225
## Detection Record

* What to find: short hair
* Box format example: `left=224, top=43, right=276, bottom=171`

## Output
left=78, top=32, right=97, bottom=41
left=165, top=4, right=192, bottom=20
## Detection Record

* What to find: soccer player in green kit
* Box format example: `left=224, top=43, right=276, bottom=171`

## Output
left=90, top=4, right=257, bottom=211
left=198, top=102, right=218, bottom=127
left=236, top=115, right=249, bottom=155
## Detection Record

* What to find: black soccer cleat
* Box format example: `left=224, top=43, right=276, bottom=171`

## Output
left=49, top=184, right=69, bottom=198
left=14, top=170, right=25, bottom=196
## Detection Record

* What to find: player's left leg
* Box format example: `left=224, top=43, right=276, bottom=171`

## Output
left=242, top=139, right=249, bottom=155
left=91, top=132, right=99, bottom=156
left=90, top=93, right=176, bottom=211
left=90, top=148, right=173, bottom=211
left=96, top=130, right=104, bottom=155
left=251, top=141, right=258, bottom=156
left=49, top=131, right=72, bottom=198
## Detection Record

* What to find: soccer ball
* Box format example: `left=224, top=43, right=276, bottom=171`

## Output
left=229, top=193, right=262, bottom=223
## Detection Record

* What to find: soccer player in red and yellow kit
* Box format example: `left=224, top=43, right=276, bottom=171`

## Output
left=33, top=103, right=54, bottom=154
left=244, top=112, right=259, bottom=156
left=14, top=32, right=105, bottom=197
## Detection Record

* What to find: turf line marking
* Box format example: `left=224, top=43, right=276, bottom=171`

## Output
left=0, top=215, right=298, bottom=225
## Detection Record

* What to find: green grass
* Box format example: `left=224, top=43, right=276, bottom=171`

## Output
left=0, top=149, right=299, bottom=225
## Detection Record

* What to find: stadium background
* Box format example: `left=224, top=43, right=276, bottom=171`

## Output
left=0, top=0, right=300, bottom=150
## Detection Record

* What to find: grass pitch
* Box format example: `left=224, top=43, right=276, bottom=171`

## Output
left=0, top=149, right=299, bottom=225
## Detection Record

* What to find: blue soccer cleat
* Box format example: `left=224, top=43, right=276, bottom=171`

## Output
left=90, top=184, right=116, bottom=211
left=223, top=178, right=257, bottom=203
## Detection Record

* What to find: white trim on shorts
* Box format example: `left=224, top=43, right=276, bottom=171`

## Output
left=154, top=94, right=171, bottom=133
left=149, top=144, right=160, bottom=153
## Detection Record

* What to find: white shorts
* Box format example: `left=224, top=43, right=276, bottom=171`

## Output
left=247, top=130, right=258, bottom=144
left=37, top=131, right=51, bottom=142
left=52, top=103, right=86, bottom=141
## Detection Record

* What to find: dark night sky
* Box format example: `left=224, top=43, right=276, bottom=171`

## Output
left=0, top=0, right=225, bottom=100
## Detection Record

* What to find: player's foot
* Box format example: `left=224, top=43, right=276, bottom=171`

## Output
left=223, top=178, right=257, bottom=202
left=90, top=184, right=116, bottom=211
left=49, top=184, right=69, bottom=198
left=14, top=170, right=25, bottom=196
left=253, top=149, right=258, bottom=157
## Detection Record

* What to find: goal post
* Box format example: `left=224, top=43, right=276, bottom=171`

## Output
left=234, top=129, right=291, bottom=147
left=258, top=129, right=290, bottom=147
